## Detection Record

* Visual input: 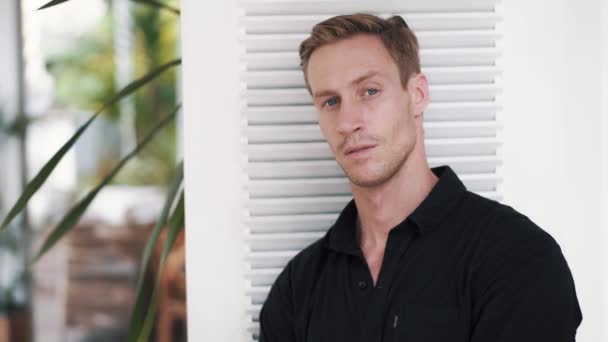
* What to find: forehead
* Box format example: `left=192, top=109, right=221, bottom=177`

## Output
left=306, top=34, right=399, bottom=93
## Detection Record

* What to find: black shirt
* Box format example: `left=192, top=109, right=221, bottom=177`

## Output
left=258, top=165, right=582, bottom=342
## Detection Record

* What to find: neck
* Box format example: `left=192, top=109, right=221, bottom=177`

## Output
left=351, top=152, right=438, bottom=252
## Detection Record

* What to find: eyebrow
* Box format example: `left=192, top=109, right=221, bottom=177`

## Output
left=349, top=71, right=380, bottom=87
left=312, top=71, right=380, bottom=99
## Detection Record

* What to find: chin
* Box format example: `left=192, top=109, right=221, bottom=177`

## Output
left=340, top=151, right=409, bottom=188
left=344, top=165, right=395, bottom=188
left=348, top=175, right=388, bottom=188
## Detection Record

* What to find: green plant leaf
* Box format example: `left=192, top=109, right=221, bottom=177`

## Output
left=30, top=104, right=181, bottom=264
left=39, top=0, right=180, bottom=15
left=0, top=59, right=181, bottom=234
left=135, top=191, right=185, bottom=342
left=103, top=59, right=181, bottom=112
left=131, top=0, right=180, bottom=15
left=37, top=0, right=71, bottom=10
left=126, top=160, right=183, bottom=341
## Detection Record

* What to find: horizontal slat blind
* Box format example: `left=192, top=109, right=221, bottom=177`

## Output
left=240, top=2, right=501, bottom=340
left=245, top=49, right=500, bottom=70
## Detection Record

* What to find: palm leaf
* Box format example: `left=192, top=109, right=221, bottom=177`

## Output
left=131, top=0, right=180, bottom=15
left=0, top=59, right=181, bottom=234
left=126, top=160, right=183, bottom=340
left=30, top=104, right=181, bottom=264
left=37, top=0, right=70, bottom=10
left=134, top=191, right=185, bottom=342
left=39, top=0, right=180, bottom=15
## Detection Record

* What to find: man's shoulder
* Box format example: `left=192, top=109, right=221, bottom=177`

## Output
left=284, top=233, right=330, bottom=278
left=462, top=190, right=564, bottom=267
left=272, top=232, right=329, bottom=284
left=461, top=191, right=581, bottom=328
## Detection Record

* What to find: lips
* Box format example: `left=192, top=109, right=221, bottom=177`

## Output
left=345, top=144, right=376, bottom=155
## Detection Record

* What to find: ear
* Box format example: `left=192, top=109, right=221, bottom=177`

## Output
left=409, top=73, right=430, bottom=119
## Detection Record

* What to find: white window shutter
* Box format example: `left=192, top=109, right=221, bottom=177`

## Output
left=239, top=1, right=502, bottom=340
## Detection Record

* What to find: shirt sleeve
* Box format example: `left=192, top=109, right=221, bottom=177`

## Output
left=259, top=261, right=297, bottom=342
left=470, top=225, right=582, bottom=342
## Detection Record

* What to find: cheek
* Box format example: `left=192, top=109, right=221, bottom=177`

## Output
left=318, top=117, right=339, bottom=147
left=318, top=116, right=330, bottom=138
left=384, top=98, right=416, bottom=143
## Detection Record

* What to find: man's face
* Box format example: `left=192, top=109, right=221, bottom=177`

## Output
left=307, top=34, right=425, bottom=188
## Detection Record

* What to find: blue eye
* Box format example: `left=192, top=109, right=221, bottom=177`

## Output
left=366, top=88, right=378, bottom=96
left=326, top=98, right=338, bottom=107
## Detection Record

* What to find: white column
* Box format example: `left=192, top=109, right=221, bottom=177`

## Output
left=0, top=0, right=25, bottom=213
left=113, top=0, right=137, bottom=154
left=601, top=0, right=608, bottom=340
left=0, top=0, right=32, bottom=340
left=180, top=0, right=247, bottom=341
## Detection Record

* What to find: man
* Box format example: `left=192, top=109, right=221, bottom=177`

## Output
left=259, top=13, right=582, bottom=342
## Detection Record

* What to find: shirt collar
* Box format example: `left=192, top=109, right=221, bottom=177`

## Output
left=323, top=165, right=467, bottom=255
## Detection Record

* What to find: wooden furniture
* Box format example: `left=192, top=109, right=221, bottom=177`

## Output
left=153, top=229, right=186, bottom=342
left=0, top=310, right=31, bottom=342
left=66, top=222, right=152, bottom=338
left=0, top=315, right=9, bottom=342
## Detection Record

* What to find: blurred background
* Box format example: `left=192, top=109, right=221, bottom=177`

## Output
left=0, top=0, right=185, bottom=341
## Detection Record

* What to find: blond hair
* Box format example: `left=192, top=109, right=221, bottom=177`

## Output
left=299, top=13, right=421, bottom=93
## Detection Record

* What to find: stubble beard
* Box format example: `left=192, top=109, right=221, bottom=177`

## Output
left=339, top=143, right=411, bottom=188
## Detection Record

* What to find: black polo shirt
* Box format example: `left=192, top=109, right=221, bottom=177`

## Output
left=259, top=165, right=582, bottom=342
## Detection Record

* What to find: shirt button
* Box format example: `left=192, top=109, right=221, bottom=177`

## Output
left=357, top=280, right=368, bottom=290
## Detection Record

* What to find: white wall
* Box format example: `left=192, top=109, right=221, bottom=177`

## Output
left=603, top=1, right=608, bottom=336
left=499, top=0, right=607, bottom=341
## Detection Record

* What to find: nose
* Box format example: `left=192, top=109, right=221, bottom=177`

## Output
left=335, top=98, right=364, bottom=135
